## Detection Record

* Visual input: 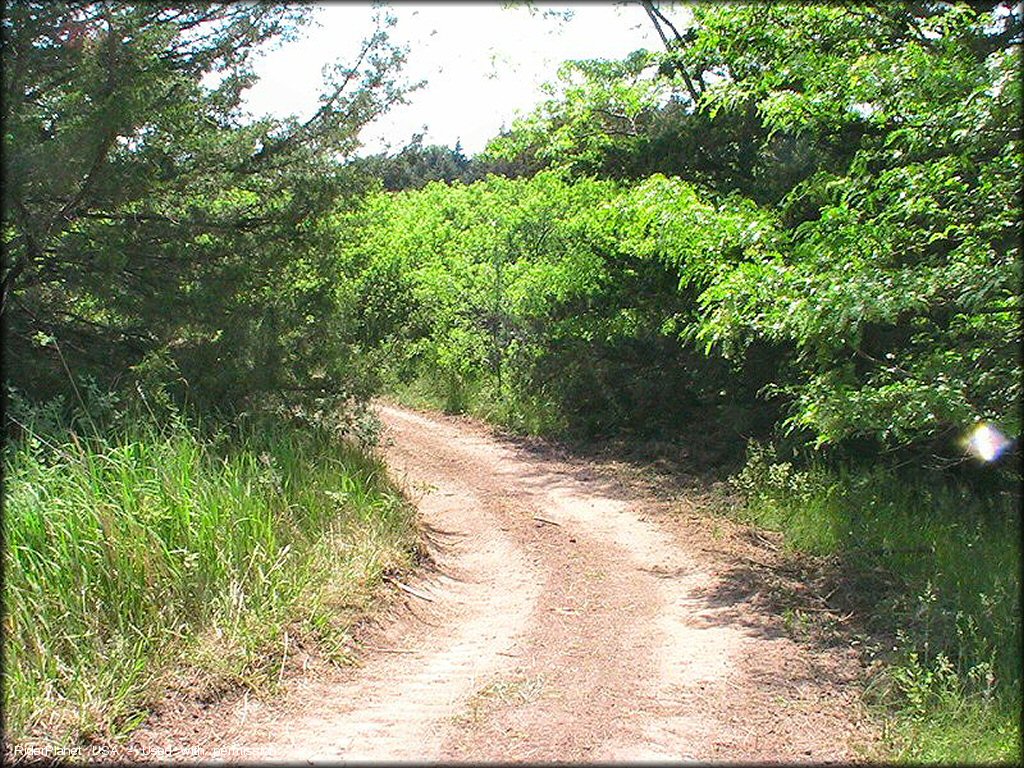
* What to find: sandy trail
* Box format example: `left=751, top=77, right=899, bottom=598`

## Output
left=129, top=403, right=871, bottom=762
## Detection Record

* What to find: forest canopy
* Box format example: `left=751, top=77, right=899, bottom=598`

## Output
left=358, top=1, right=1022, bottom=461
left=3, top=0, right=1020, bottom=458
left=2, top=2, right=414, bottom=419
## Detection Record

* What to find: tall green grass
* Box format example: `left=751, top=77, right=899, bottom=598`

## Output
left=3, top=412, right=418, bottom=748
left=732, top=443, right=1021, bottom=764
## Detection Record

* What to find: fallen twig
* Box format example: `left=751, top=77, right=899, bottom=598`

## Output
left=278, top=631, right=289, bottom=686
left=700, top=547, right=787, bottom=572
left=533, top=515, right=562, bottom=527
left=749, top=531, right=781, bottom=550
left=789, top=604, right=835, bottom=613
left=384, top=575, right=435, bottom=602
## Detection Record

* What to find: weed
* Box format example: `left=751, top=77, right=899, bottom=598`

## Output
left=457, top=674, right=546, bottom=724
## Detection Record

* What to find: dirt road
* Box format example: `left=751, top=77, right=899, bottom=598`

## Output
left=132, top=404, right=873, bottom=762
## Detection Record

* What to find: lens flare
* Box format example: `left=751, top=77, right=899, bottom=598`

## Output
left=964, top=422, right=1011, bottom=463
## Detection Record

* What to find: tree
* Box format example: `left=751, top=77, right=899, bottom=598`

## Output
left=479, top=27, right=827, bottom=202
left=482, top=51, right=667, bottom=179
left=2, top=2, right=413, bottom=417
left=673, top=2, right=1022, bottom=458
left=484, top=2, right=1021, bottom=458
left=353, top=137, right=474, bottom=191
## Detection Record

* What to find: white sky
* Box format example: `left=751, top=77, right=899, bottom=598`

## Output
left=242, top=2, right=663, bottom=156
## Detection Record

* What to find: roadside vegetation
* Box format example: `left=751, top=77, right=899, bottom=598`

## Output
left=3, top=1, right=1019, bottom=763
left=3, top=393, right=418, bottom=746
left=733, top=448, right=1020, bottom=762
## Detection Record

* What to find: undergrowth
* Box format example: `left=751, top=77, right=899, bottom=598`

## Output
left=386, top=374, right=570, bottom=437
left=731, top=442, right=1021, bottom=764
left=2, top=398, right=419, bottom=751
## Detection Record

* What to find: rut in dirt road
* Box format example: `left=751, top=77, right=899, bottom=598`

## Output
left=176, top=404, right=872, bottom=762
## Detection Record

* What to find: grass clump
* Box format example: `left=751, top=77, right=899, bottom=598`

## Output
left=731, top=442, right=1021, bottom=764
left=3, top=406, right=418, bottom=750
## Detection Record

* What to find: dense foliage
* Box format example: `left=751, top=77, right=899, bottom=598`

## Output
left=473, top=2, right=1022, bottom=463
left=9, top=1, right=1015, bottom=458
left=2, top=2, right=412, bottom=418
left=341, top=171, right=784, bottom=446
left=681, top=3, right=1022, bottom=455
